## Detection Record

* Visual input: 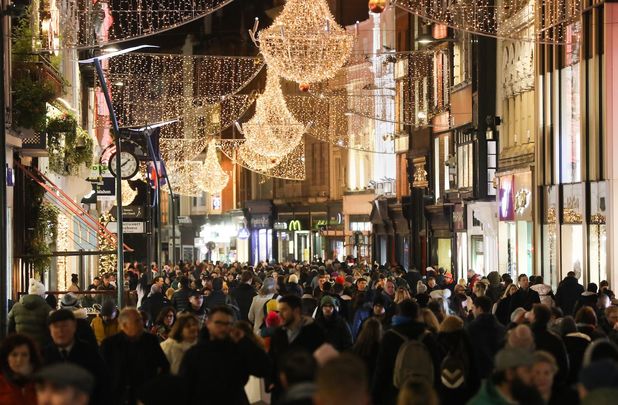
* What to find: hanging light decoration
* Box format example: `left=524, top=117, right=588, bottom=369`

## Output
left=199, top=140, right=230, bottom=194
left=237, top=69, right=308, bottom=159
left=368, top=0, right=387, bottom=14
left=121, top=180, right=138, bottom=206
left=164, top=161, right=205, bottom=197
left=249, top=0, right=355, bottom=84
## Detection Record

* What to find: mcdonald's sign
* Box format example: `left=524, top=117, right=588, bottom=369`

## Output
left=288, top=220, right=302, bottom=231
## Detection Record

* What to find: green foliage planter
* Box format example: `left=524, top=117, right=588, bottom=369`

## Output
left=24, top=178, right=59, bottom=277
left=12, top=76, right=56, bottom=133
left=47, top=114, right=94, bottom=176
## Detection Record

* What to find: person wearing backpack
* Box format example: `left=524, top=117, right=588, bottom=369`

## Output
left=436, top=316, right=480, bottom=405
left=248, top=278, right=277, bottom=334
left=371, top=299, right=444, bottom=405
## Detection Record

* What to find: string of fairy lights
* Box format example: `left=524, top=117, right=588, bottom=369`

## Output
left=35, top=0, right=233, bottom=50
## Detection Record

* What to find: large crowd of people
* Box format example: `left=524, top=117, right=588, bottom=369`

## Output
left=2, top=259, right=618, bottom=405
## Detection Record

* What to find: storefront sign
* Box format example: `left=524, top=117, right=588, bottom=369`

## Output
left=498, top=176, right=514, bottom=221
left=106, top=221, right=145, bottom=234
left=111, top=205, right=145, bottom=220
left=250, top=215, right=270, bottom=229
left=178, top=216, right=192, bottom=224
left=288, top=220, right=302, bottom=231
left=274, top=221, right=288, bottom=231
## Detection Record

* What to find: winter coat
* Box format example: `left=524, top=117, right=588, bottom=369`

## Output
left=531, top=324, right=570, bottom=384
left=531, top=283, right=555, bottom=307
left=576, top=323, right=606, bottom=341
left=371, top=321, right=444, bottom=405
left=71, top=308, right=98, bottom=349
left=140, top=292, right=170, bottom=323
left=100, top=332, right=169, bottom=405
left=231, top=283, right=257, bottom=321
left=160, top=338, right=197, bottom=375
left=573, top=292, right=598, bottom=315
left=248, top=293, right=275, bottom=334
left=284, top=282, right=303, bottom=298
left=563, top=332, right=591, bottom=385
left=278, top=382, right=315, bottom=405
left=404, top=270, right=422, bottom=294
left=314, top=312, right=353, bottom=351
left=436, top=330, right=481, bottom=405
left=171, top=287, right=192, bottom=312
left=179, top=336, right=272, bottom=405
left=90, top=316, right=119, bottom=345
left=494, top=296, right=513, bottom=326
left=467, top=380, right=514, bottom=405
left=0, top=373, right=37, bottom=405
left=466, top=313, right=506, bottom=379
left=42, top=339, right=110, bottom=405
left=509, top=287, right=540, bottom=312
left=555, top=276, right=584, bottom=315
left=7, top=294, right=52, bottom=347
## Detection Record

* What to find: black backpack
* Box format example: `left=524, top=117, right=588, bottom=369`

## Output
left=440, top=350, right=467, bottom=389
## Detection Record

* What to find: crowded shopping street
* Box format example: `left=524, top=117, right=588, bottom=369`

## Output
left=1, top=0, right=618, bottom=404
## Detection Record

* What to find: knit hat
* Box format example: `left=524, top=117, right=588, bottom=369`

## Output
left=494, top=348, right=535, bottom=372
left=28, top=279, right=46, bottom=296
left=321, top=295, right=337, bottom=308
left=60, top=293, right=80, bottom=309
left=288, top=274, right=299, bottom=284
left=335, top=275, right=345, bottom=285
left=439, top=315, right=464, bottom=333
left=416, top=280, right=428, bottom=294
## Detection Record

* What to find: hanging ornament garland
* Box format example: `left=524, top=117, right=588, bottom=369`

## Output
left=393, top=0, right=582, bottom=43
left=250, top=0, right=355, bottom=83
left=35, top=0, right=233, bottom=50
left=236, top=68, right=308, bottom=159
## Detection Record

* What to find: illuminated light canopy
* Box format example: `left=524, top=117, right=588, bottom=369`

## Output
left=164, top=161, right=206, bottom=197
left=35, top=0, right=233, bottom=50
left=393, top=0, right=582, bottom=43
left=237, top=69, right=308, bottom=159
left=250, top=0, right=355, bottom=83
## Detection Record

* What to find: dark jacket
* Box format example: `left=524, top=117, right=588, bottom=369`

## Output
left=231, top=283, right=257, bottom=321
left=371, top=321, right=444, bottom=405
left=171, top=287, right=192, bottom=312
left=555, top=276, right=584, bottom=315
left=509, top=288, right=540, bottom=312
left=7, top=294, right=51, bottom=347
left=100, top=332, right=169, bottom=405
left=270, top=318, right=326, bottom=403
left=436, top=330, right=481, bottom=405
left=404, top=270, right=422, bottom=294
left=466, top=313, right=506, bottom=379
left=531, top=324, right=570, bottom=384
left=284, top=283, right=303, bottom=297
left=204, top=290, right=228, bottom=310
left=179, top=336, right=271, bottom=405
left=42, top=339, right=109, bottom=405
left=278, top=382, right=315, bottom=405
left=573, top=292, right=598, bottom=315
left=563, top=332, right=591, bottom=385
left=140, top=292, right=170, bottom=323
left=314, top=311, right=353, bottom=351
left=494, top=296, right=513, bottom=326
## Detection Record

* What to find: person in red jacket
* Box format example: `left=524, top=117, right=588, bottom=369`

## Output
left=0, top=333, right=41, bottom=405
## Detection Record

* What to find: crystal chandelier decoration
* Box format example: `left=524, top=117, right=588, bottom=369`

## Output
left=199, top=140, right=229, bottom=194
left=238, top=145, right=283, bottom=171
left=164, top=161, right=205, bottom=197
left=250, top=0, right=355, bottom=84
left=121, top=180, right=137, bottom=206
left=237, top=69, right=308, bottom=159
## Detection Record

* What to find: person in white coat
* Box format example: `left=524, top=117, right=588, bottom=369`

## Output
left=248, top=277, right=277, bottom=334
left=160, top=313, right=199, bottom=374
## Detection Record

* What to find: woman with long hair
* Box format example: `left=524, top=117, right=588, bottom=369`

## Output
left=160, top=313, right=199, bottom=374
left=151, top=306, right=177, bottom=342
left=0, top=334, right=41, bottom=405
left=421, top=308, right=441, bottom=334
left=394, top=287, right=412, bottom=304
left=350, top=317, right=383, bottom=385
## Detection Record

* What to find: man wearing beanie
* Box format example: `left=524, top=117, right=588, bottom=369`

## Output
left=468, top=348, right=541, bottom=405
left=314, top=295, right=353, bottom=351
left=8, top=278, right=52, bottom=347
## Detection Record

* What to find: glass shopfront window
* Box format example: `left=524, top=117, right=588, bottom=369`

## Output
left=588, top=224, right=607, bottom=286
left=437, top=238, right=452, bottom=272
left=543, top=224, right=559, bottom=289
left=561, top=224, right=584, bottom=279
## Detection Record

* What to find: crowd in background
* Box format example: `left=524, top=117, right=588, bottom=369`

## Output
left=2, top=258, right=618, bottom=405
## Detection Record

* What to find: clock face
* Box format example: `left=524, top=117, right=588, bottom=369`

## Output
left=108, top=151, right=139, bottom=179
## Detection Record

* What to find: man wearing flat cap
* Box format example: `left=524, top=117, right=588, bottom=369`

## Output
left=468, top=348, right=543, bottom=405
left=34, top=363, right=93, bottom=405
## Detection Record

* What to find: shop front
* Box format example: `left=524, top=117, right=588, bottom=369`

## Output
left=453, top=204, right=467, bottom=281
left=245, top=200, right=276, bottom=265
left=426, top=204, right=454, bottom=272
left=466, top=201, right=498, bottom=277
left=198, top=210, right=248, bottom=264
left=370, top=198, right=394, bottom=266
left=390, top=200, right=411, bottom=270
left=497, top=171, right=534, bottom=277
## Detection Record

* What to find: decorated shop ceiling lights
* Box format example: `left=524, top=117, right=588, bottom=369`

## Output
left=237, top=69, right=308, bottom=159
left=36, top=0, right=233, bottom=50
left=250, top=0, right=355, bottom=84
left=393, top=0, right=582, bottom=43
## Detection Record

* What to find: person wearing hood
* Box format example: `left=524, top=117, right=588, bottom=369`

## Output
left=248, top=277, right=278, bottom=334
left=59, top=293, right=97, bottom=348
left=139, top=283, right=170, bottom=323
left=555, top=271, right=585, bottom=315
left=530, top=276, right=555, bottom=308
left=8, top=279, right=52, bottom=347
left=314, top=295, right=353, bottom=351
